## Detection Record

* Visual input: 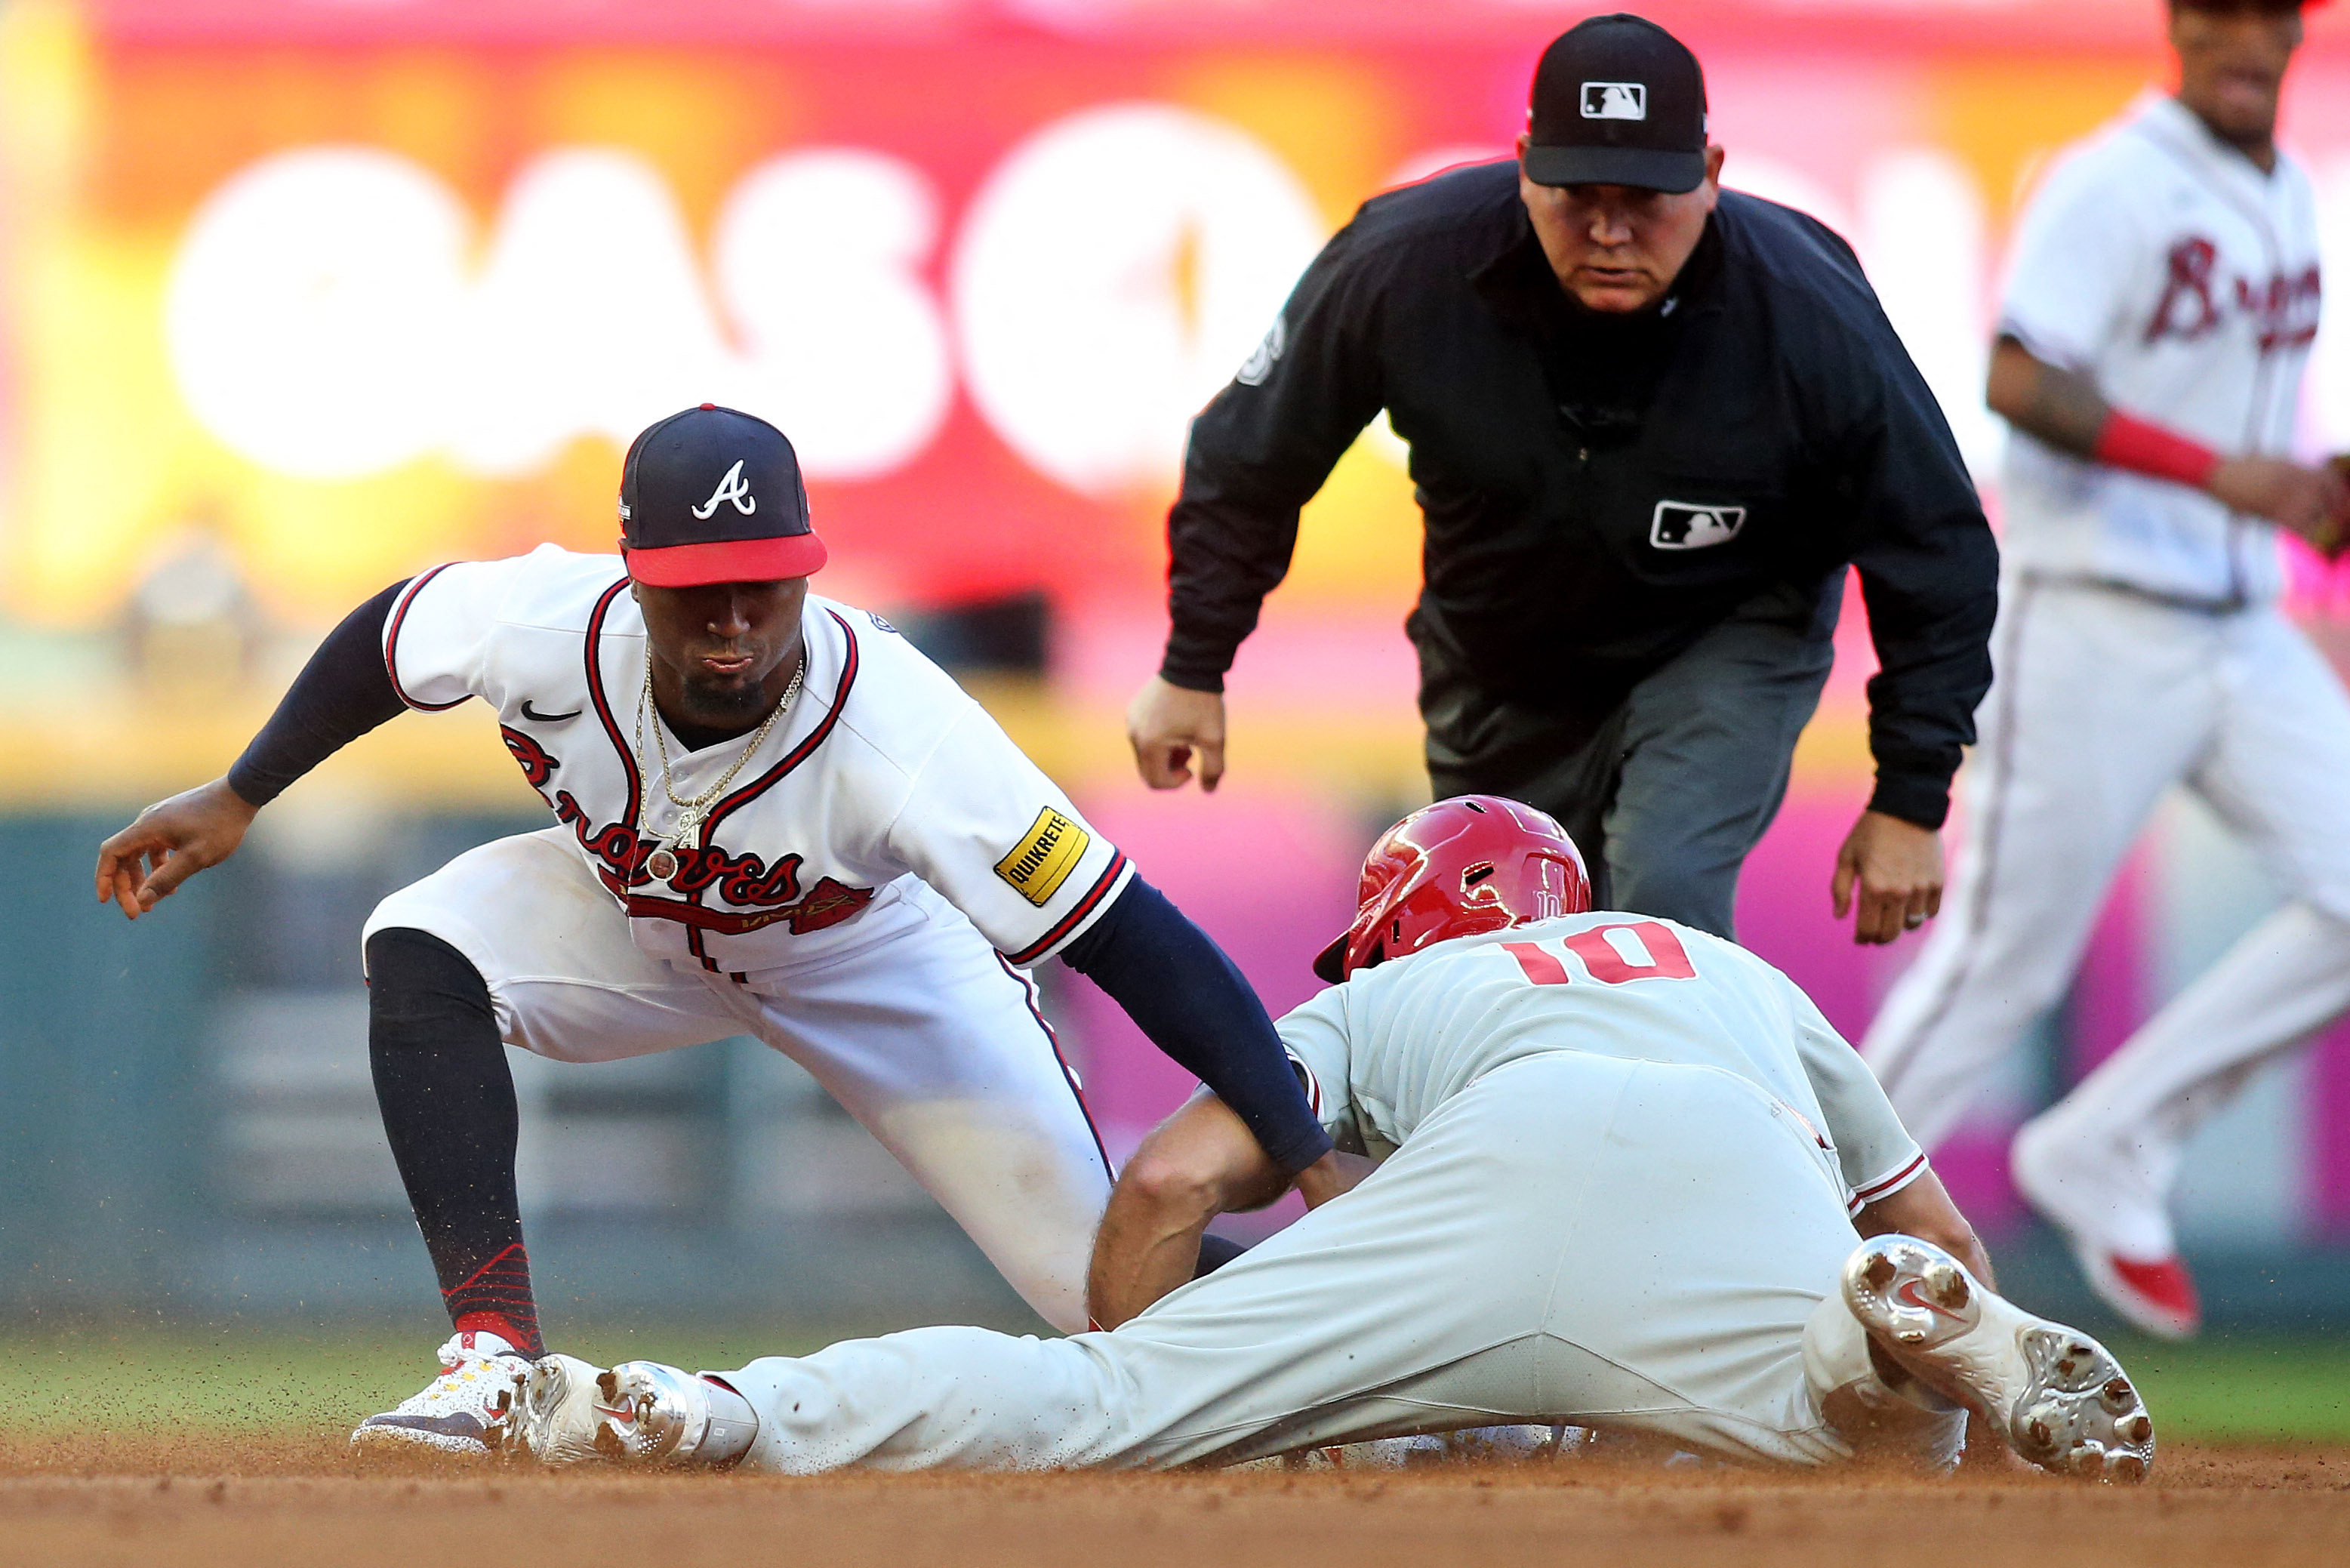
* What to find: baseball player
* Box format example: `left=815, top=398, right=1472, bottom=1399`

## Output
left=1862, top=0, right=2350, bottom=1338
left=498, top=799, right=2155, bottom=1482
left=91, top=405, right=1336, bottom=1455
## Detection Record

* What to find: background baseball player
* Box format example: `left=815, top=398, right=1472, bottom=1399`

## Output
left=91, top=405, right=1338, bottom=1455
left=1862, top=0, right=2350, bottom=1338
left=500, top=798, right=2156, bottom=1481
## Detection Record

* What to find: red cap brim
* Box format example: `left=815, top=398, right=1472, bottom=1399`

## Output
left=622, top=533, right=827, bottom=587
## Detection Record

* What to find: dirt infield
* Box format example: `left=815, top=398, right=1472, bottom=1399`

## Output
left=2, top=1437, right=2346, bottom=1568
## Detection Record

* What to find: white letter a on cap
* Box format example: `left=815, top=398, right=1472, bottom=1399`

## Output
left=692, top=458, right=757, bottom=519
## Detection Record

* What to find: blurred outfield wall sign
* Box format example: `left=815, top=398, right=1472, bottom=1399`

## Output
left=7, top=8, right=2348, bottom=627
left=165, top=108, right=1323, bottom=494
left=161, top=128, right=2021, bottom=495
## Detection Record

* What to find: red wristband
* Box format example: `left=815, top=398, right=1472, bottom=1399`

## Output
left=2091, top=411, right=2222, bottom=489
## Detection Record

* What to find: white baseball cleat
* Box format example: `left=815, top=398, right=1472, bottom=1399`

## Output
left=350, top=1331, right=531, bottom=1458
left=510, top=1354, right=759, bottom=1468
left=1843, top=1236, right=2155, bottom=1483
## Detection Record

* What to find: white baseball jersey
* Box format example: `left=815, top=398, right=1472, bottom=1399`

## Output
left=383, top=544, right=1133, bottom=979
left=1276, top=913, right=1925, bottom=1214
left=1998, top=92, right=2323, bottom=605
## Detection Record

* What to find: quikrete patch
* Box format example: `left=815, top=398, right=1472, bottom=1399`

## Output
left=995, top=809, right=1089, bottom=905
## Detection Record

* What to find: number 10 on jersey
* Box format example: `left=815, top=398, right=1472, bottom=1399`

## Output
left=1501, top=922, right=1696, bottom=986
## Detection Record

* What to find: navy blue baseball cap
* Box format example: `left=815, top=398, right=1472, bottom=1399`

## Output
left=1524, top=14, right=1709, bottom=194
left=618, top=404, right=827, bottom=587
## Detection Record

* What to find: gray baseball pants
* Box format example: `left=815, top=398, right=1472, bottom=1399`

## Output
left=713, top=1052, right=1882, bottom=1474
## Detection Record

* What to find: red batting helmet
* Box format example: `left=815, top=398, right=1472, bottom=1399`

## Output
left=1312, top=795, right=1594, bottom=983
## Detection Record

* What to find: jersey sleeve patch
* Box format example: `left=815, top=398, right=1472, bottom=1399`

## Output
left=994, top=808, right=1091, bottom=906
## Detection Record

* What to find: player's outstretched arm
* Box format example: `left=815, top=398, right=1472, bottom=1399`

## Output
left=92, top=578, right=414, bottom=921
left=94, top=778, right=259, bottom=920
left=1087, top=1090, right=1288, bottom=1331
left=1989, top=337, right=2350, bottom=556
left=1059, top=877, right=1335, bottom=1178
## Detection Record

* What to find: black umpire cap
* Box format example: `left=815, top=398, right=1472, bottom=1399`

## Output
left=1524, top=14, right=1710, bottom=195
left=618, top=404, right=828, bottom=587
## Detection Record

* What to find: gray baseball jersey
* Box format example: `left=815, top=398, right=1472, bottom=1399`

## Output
left=1278, top=912, right=1925, bottom=1212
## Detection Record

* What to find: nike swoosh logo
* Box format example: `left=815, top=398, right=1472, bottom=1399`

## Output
left=1896, top=1278, right=1963, bottom=1319
left=519, top=701, right=583, bottom=722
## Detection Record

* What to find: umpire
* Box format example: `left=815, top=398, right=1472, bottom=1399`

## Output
left=1126, top=14, right=1997, bottom=945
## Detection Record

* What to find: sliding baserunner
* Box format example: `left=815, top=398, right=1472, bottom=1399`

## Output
left=502, top=799, right=2154, bottom=1480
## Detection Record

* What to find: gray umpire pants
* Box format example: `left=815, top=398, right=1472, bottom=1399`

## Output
left=1422, top=581, right=1838, bottom=940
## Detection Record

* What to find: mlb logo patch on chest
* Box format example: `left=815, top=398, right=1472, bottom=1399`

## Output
left=1650, top=500, right=1746, bottom=550
left=996, top=809, right=1090, bottom=906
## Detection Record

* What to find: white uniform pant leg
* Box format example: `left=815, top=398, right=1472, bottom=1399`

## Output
left=1863, top=583, right=2220, bottom=1149
left=713, top=1053, right=1865, bottom=1474
left=362, top=827, right=746, bottom=1060
left=2024, top=610, right=2350, bottom=1238
left=730, top=886, right=1112, bottom=1334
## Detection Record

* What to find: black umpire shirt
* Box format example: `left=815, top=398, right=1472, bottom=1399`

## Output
left=1159, top=161, right=1998, bottom=828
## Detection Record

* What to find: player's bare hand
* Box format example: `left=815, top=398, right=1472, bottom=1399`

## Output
left=94, top=777, right=258, bottom=920
left=1126, top=676, right=1227, bottom=793
left=1294, top=1149, right=1378, bottom=1209
left=2207, top=454, right=2348, bottom=550
left=1831, top=809, right=1944, bottom=946
left=2312, top=454, right=2350, bottom=560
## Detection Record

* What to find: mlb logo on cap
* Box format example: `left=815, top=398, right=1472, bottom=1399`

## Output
left=1525, top=14, right=1708, bottom=194
left=1582, top=82, right=1647, bottom=121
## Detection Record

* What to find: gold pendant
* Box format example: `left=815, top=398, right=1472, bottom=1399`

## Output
left=645, top=846, right=679, bottom=883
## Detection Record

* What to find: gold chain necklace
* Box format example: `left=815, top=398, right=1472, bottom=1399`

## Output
left=633, top=655, right=803, bottom=886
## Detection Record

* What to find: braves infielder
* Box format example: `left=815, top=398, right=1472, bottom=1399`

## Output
left=1862, top=0, right=2350, bottom=1338
left=92, top=405, right=1334, bottom=1454
left=494, top=799, right=2156, bottom=1480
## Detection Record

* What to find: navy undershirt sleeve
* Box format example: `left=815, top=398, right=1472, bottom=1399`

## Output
left=225, top=579, right=413, bottom=808
left=1060, top=876, right=1334, bottom=1175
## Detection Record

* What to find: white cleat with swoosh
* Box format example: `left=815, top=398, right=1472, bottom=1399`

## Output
left=1843, top=1236, right=2155, bottom=1483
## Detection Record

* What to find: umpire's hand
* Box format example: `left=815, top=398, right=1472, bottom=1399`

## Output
left=1127, top=676, right=1227, bottom=792
left=1832, top=809, right=1945, bottom=945
left=94, top=777, right=258, bottom=920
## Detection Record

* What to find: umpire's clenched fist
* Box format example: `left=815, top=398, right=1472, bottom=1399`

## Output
left=1127, top=676, right=1228, bottom=793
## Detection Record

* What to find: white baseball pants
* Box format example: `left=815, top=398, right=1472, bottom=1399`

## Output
left=712, top=1052, right=1887, bottom=1473
left=363, top=827, right=1113, bottom=1332
left=1862, top=581, right=2350, bottom=1255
